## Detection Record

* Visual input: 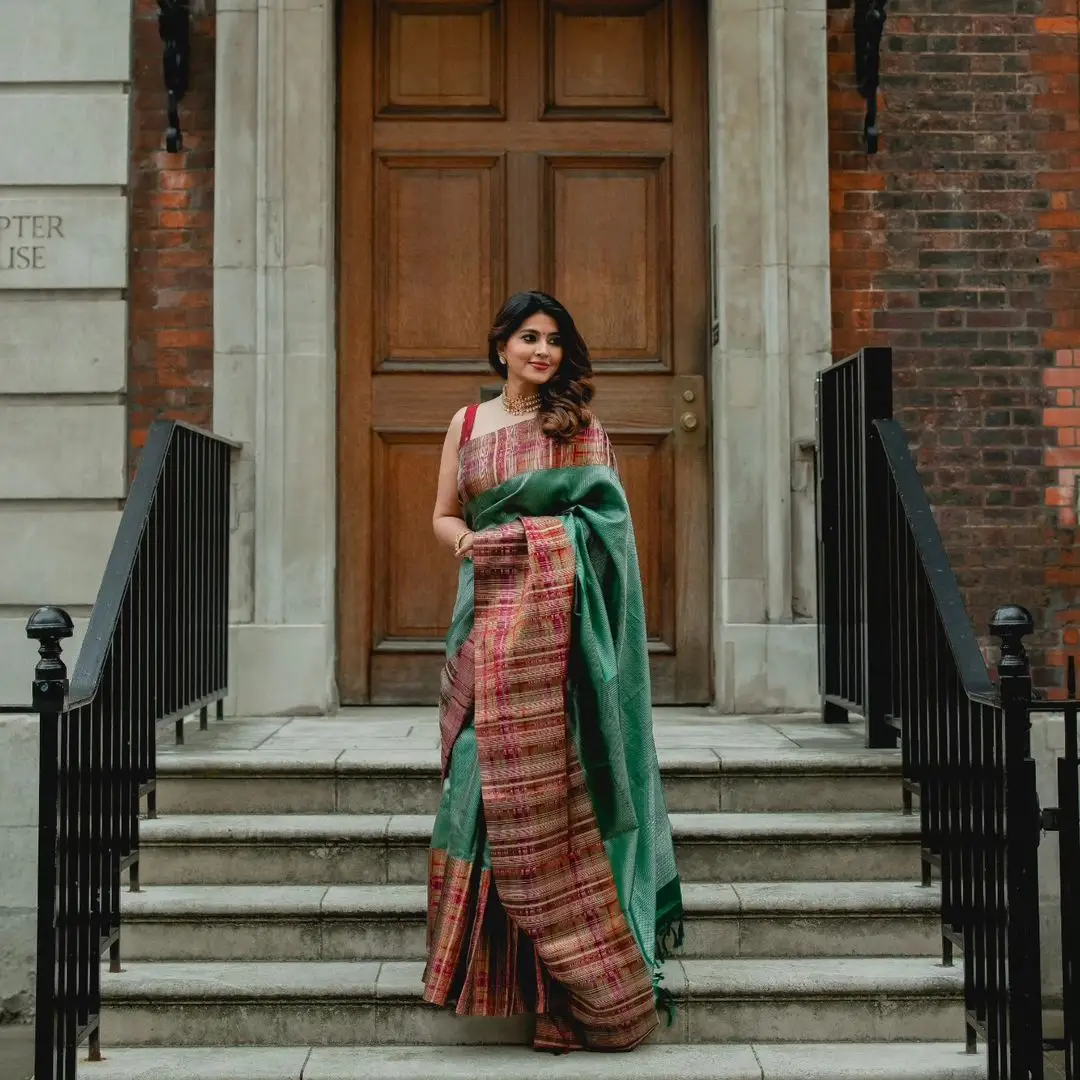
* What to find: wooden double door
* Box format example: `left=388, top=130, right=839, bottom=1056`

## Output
left=338, top=0, right=711, bottom=704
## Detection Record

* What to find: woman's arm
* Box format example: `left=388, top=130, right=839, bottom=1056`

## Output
left=432, top=407, right=475, bottom=559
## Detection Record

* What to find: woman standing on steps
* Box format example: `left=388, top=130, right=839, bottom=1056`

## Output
left=424, top=290, right=684, bottom=1053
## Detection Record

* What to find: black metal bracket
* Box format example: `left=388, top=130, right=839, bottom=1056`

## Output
left=854, top=0, right=888, bottom=154
left=158, top=0, right=191, bottom=154
left=1042, top=807, right=1061, bottom=833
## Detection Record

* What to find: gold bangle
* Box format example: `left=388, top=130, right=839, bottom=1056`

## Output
left=454, top=530, right=471, bottom=556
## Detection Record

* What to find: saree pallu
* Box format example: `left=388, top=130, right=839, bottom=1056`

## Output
left=422, top=421, right=683, bottom=1053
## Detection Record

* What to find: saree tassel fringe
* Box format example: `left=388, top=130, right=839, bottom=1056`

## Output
left=656, top=917, right=685, bottom=962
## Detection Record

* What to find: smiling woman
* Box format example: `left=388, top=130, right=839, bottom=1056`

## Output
left=424, top=292, right=684, bottom=1053
left=432, top=292, right=597, bottom=559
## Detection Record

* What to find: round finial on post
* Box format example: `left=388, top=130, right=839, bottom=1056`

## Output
left=990, top=604, right=1035, bottom=678
left=25, top=606, right=73, bottom=712
left=26, top=606, right=74, bottom=643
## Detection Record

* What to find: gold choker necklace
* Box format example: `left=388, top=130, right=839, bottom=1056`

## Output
left=501, top=385, right=541, bottom=416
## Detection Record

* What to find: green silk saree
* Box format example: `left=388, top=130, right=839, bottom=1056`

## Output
left=422, top=419, right=682, bottom=1053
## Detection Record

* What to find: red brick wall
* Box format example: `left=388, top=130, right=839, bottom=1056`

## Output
left=128, top=1, right=216, bottom=462
left=827, top=1, right=1080, bottom=686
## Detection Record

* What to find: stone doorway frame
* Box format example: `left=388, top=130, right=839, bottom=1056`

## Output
left=211, top=0, right=831, bottom=716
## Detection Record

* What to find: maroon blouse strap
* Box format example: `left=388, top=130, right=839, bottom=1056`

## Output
left=459, top=403, right=479, bottom=448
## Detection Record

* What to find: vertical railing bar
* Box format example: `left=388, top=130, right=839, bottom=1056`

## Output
left=183, top=428, right=192, bottom=708
left=835, top=365, right=848, bottom=704
left=169, top=439, right=182, bottom=742
left=846, top=361, right=857, bottom=705
left=844, top=359, right=855, bottom=705
left=996, top=610, right=1044, bottom=1080
left=64, top=683, right=78, bottom=1079
left=912, top=530, right=931, bottom=889
left=202, top=433, right=211, bottom=704
left=961, top=694, right=978, bottom=1054
left=1061, top=658, right=1078, bottom=1080
left=860, top=351, right=893, bottom=747
left=31, top=620, right=64, bottom=1080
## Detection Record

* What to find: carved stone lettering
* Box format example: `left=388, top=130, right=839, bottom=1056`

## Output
left=0, top=198, right=126, bottom=289
left=0, top=214, right=65, bottom=272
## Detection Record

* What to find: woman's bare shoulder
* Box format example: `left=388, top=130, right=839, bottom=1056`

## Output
left=444, top=405, right=469, bottom=444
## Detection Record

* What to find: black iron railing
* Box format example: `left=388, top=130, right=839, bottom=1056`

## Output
left=816, top=349, right=1080, bottom=1075
left=17, top=420, right=233, bottom=1080
left=816, top=346, right=1079, bottom=1080
left=815, top=345, right=894, bottom=747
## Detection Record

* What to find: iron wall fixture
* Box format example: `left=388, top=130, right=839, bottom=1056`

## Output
left=158, top=0, right=191, bottom=153
left=854, top=0, right=888, bottom=153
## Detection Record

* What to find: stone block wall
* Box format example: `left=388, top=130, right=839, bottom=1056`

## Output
left=128, top=0, right=216, bottom=461
left=827, top=0, right=1080, bottom=687
left=0, top=716, right=38, bottom=1023
left=0, top=0, right=133, bottom=702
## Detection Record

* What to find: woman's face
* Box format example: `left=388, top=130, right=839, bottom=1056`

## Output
left=499, top=313, right=563, bottom=389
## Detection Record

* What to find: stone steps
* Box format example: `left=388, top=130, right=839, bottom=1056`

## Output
left=98, top=958, right=966, bottom=1047
left=120, top=881, right=943, bottom=962
left=137, top=811, right=921, bottom=885
left=77, top=1042, right=988, bottom=1080
left=154, top=747, right=903, bottom=815
left=94, top=713, right=981, bottom=1076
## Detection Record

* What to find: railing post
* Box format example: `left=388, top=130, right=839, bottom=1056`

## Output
left=816, top=370, right=845, bottom=723
left=860, top=347, right=895, bottom=748
left=992, top=603, right=1045, bottom=1080
left=27, top=606, right=74, bottom=1080
left=1058, top=659, right=1079, bottom=1080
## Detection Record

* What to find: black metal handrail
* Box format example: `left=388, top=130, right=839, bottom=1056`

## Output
left=817, top=347, right=1079, bottom=1080
left=23, top=420, right=234, bottom=1080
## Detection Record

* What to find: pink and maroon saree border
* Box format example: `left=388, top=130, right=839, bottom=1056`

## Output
left=424, top=498, right=658, bottom=1051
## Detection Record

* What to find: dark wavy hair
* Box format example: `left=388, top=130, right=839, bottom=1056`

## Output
left=487, top=291, right=594, bottom=442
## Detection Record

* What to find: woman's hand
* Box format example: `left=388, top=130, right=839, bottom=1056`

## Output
left=454, top=530, right=475, bottom=560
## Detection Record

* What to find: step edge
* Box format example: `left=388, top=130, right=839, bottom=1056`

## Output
left=155, top=754, right=903, bottom=779
left=120, top=889, right=942, bottom=919
left=139, top=812, right=922, bottom=844
left=99, top=960, right=966, bottom=1004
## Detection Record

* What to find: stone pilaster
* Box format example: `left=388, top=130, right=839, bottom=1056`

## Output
left=214, top=0, right=337, bottom=714
left=709, top=0, right=831, bottom=711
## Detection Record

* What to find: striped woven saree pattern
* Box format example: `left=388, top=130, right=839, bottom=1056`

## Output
left=473, top=518, right=655, bottom=1050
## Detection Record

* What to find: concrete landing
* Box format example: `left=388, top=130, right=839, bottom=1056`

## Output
left=163, top=708, right=876, bottom=756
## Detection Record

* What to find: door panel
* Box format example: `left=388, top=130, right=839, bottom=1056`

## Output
left=377, top=2, right=505, bottom=117
left=376, top=154, right=506, bottom=367
left=339, top=0, right=710, bottom=704
left=371, top=431, right=457, bottom=643
left=610, top=430, right=675, bottom=645
left=545, top=156, right=669, bottom=367
left=545, top=1, right=670, bottom=117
